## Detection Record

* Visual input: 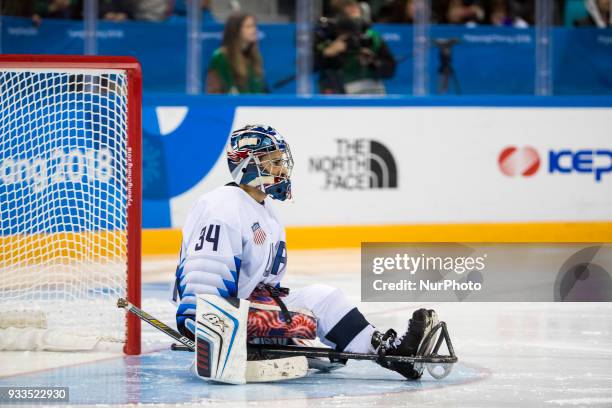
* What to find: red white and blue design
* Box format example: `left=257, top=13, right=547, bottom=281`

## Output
left=251, top=222, right=266, bottom=245
left=246, top=296, right=317, bottom=340
left=226, top=124, right=293, bottom=201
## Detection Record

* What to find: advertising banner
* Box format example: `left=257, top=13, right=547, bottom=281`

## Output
left=169, top=106, right=612, bottom=228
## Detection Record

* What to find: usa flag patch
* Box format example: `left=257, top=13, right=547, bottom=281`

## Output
left=251, top=222, right=266, bottom=245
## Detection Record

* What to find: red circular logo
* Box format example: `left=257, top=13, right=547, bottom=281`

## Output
left=498, top=146, right=540, bottom=177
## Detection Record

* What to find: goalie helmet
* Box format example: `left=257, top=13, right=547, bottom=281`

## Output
left=227, top=124, right=294, bottom=201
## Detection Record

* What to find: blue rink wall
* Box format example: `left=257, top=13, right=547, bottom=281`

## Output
left=138, top=95, right=612, bottom=251
left=3, top=16, right=612, bottom=95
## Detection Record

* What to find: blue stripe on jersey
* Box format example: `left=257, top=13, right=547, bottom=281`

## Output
left=231, top=256, right=241, bottom=296
left=173, top=258, right=187, bottom=301
left=175, top=257, right=186, bottom=279
left=176, top=298, right=196, bottom=335
left=217, top=257, right=241, bottom=298
left=177, top=315, right=188, bottom=332
left=177, top=302, right=196, bottom=316
left=221, top=279, right=237, bottom=297
left=324, top=307, right=370, bottom=351
left=213, top=268, right=239, bottom=298
left=176, top=256, right=242, bottom=328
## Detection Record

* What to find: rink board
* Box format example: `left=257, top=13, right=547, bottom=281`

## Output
left=135, top=96, right=612, bottom=253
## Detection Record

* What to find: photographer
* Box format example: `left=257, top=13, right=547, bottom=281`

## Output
left=314, top=0, right=396, bottom=95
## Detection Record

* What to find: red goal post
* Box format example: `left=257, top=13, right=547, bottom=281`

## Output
left=0, top=55, right=142, bottom=355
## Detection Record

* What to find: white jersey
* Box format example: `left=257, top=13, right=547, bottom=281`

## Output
left=174, top=184, right=287, bottom=332
left=174, top=184, right=374, bottom=355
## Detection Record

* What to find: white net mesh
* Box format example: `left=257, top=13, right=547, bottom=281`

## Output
left=0, top=69, right=130, bottom=344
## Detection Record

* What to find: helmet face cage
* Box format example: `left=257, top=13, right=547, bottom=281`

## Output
left=227, top=125, right=294, bottom=201
left=253, top=142, right=293, bottom=180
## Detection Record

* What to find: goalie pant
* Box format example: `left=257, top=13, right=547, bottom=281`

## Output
left=181, top=284, right=376, bottom=354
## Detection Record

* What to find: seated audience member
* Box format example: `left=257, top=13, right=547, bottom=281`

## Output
left=487, top=0, right=529, bottom=27
left=436, top=0, right=485, bottom=25
left=172, top=0, right=216, bottom=22
left=40, top=0, right=81, bottom=19
left=100, top=0, right=133, bottom=22
left=132, top=0, right=171, bottom=22
left=1, top=0, right=33, bottom=17
left=376, top=0, right=443, bottom=23
left=2, top=0, right=80, bottom=23
left=206, top=12, right=267, bottom=94
left=315, top=0, right=396, bottom=94
left=377, top=0, right=416, bottom=23
left=575, top=0, right=611, bottom=27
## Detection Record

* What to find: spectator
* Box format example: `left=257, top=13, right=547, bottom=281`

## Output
left=2, top=0, right=81, bottom=22
left=443, top=0, right=485, bottom=25
left=100, top=0, right=133, bottom=22
left=172, top=0, right=216, bottom=22
left=132, top=0, right=171, bottom=22
left=507, top=0, right=535, bottom=25
left=314, top=0, right=396, bottom=94
left=487, top=0, right=529, bottom=27
left=39, top=0, right=81, bottom=19
left=377, top=0, right=415, bottom=23
left=206, top=12, right=267, bottom=94
left=1, top=1, right=37, bottom=18
left=323, top=0, right=345, bottom=18
left=575, top=0, right=611, bottom=27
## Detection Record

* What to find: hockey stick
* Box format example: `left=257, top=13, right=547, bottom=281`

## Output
left=118, top=298, right=457, bottom=368
left=117, top=298, right=195, bottom=350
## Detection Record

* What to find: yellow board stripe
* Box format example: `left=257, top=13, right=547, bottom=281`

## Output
left=141, top=222, right=612, bottom=255
left=0, top=231, right=126, bottom=263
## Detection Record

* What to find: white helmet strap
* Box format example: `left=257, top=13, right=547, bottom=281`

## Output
left=250, top=153, right=267, bottom=194
left=231, top=155, right=252, bottom=184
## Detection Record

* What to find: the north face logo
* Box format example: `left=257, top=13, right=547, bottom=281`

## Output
left=309, top=139, right=398, bottom=190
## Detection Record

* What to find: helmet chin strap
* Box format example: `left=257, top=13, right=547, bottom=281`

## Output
left=250, top=152, right=268, bottom=195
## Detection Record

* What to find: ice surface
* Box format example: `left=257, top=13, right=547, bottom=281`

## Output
left=1, top=250, right=611, bottom=407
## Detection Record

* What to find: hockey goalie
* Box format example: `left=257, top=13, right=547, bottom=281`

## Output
left=173, top=124, right=452, bottom=384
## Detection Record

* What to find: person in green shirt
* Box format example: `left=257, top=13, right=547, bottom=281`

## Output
left=206, top=12, right=268, bottom=94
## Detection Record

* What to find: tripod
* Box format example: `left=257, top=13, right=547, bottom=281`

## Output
left=434, top=38, right=461, bottom=95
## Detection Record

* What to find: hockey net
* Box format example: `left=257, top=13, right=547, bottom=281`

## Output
left=0, top=55, right=141, bottom=354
